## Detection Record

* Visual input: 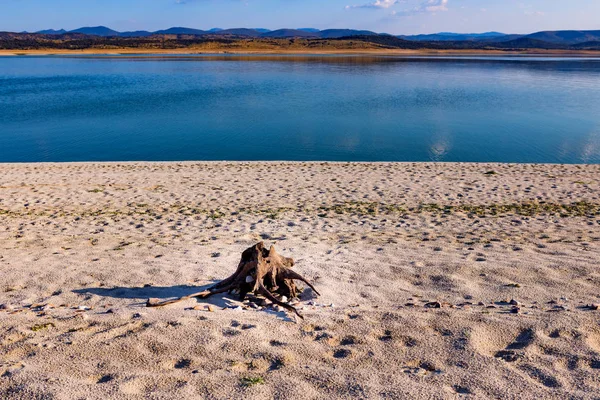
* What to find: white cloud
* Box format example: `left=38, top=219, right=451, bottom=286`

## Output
left=347, top=0, right=449, bottom=15
left=390, top=0, right=449, bottom=16
left=346, top=0, right=401, bottom=10
left=424, top=0, right=448, bottom=12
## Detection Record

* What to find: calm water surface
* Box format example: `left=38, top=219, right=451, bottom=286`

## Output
left=1, top=55, right=599, bottom=163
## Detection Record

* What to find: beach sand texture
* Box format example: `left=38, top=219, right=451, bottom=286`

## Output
left=0, top=162, right=599, bottom=399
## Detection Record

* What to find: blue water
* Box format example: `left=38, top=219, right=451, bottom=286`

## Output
left=1, top=54, right=599, bottom=163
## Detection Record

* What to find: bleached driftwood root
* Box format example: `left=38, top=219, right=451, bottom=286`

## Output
left=146, top=242, right=319, bottom=318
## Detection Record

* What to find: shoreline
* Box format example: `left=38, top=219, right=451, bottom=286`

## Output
left=0, top=160, right=598, bottom=167
left=0, top=160, right=597, bottom=164
left=2, top=48, right=600, bottom=57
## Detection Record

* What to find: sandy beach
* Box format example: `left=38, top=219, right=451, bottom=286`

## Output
left=0, top=162, right=599, bottom=399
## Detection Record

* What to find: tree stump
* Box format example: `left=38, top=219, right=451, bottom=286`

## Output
left=146, top=242, right=320, bottom=318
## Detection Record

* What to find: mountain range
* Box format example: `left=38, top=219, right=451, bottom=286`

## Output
left=25, top=26, right=600, bottom=45
left=32, top=26, right=383, bottom=39
left=397, top=32, right=508, bottom=41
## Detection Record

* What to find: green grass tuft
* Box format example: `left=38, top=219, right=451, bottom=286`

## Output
left=31, top=323, right=55, bottom=332
left=241, top=376, right=265, bottom=387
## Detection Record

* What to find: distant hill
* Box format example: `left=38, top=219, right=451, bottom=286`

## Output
left=524, top=30, right=600, bottom=44
left=259, top=29, right=378, bottom=38
left=118, top=31, right=153, bottom=37
left=341, top=35, right=429, bottom=50
left=69, top=26, right=120, bottom=37
left=153, top=27, right=207, bottom=35
left=476, top=34, right=524, bottom=43
left=217, top=28, right=263, bottom=37
left=400, top=32, right=508, bottom=41
left=28, top=26, right=389, bottom=39
left=318, top=29, right=379, bottom=38
left=493, top=37, right=568, bottom=49
left=36, top=29, right=67, bottom=35
left=262, top=29, right=319, bottom=38
left=571, top=41, right=600, bottom=50
left=205, top=28, right=271, bottom=35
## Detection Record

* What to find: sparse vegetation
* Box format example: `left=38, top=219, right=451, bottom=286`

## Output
left=31, top=323, right=55, bottom=331
left=320, top=201, right=381, bottom=216
left=0, top=200, right=598, bottom=220
left=208, top=210, right=226, bottom=220
left=240, top=376, right=265, bottom=387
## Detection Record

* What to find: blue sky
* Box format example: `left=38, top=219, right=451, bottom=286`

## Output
left=2, top=0, right=599, bottom=35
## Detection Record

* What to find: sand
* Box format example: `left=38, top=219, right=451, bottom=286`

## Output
left=0, top=162, right=599, bottom=399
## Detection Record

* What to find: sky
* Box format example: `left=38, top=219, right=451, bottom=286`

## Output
left=2, top=0, right=599, bottom=35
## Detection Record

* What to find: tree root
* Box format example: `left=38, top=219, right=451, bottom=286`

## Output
left=146, top=242, right=319, bottom=319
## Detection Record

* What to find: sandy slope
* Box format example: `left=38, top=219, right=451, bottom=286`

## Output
left=0, top=162, right=599, bottom=399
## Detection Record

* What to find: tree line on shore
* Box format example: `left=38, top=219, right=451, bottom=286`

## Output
left=1, top=32, right=599, bottom=51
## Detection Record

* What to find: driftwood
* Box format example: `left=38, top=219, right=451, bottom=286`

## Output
left=146, top=242, right=320, bottom=318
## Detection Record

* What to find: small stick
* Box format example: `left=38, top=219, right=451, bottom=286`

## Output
left=146, top=290, right=212, bottom=307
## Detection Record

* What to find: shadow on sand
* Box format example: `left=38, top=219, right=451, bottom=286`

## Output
left=72, top=283, right=296, bottom=322
left=72, top=283, right=234, bottom=308
left=73, top=284, right=216, bottom=301
left=73, top=281, right=241, bottom=308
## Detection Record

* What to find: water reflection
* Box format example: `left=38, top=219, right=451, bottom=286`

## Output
left=429, top=132, right=452, bottom=162
left=580, top=128, right=600, bottom=163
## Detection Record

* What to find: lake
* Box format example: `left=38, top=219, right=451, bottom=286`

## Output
left=1, top=54, right=599, bottom=163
